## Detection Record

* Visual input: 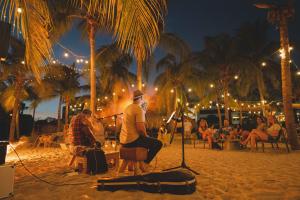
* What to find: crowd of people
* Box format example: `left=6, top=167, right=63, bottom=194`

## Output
left=193, top=115, right=283, bottom=150
left=64, top=90, right=285, bottom=174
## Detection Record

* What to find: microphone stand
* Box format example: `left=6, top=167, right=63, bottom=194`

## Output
left=99, top=113, right=123, bottom=151
left=164, top=107, right=199, bottom=175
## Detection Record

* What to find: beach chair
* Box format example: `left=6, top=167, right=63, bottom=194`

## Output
left=192, top=133, right=207, bottom=148
left=256, top=129, right=290, bottom=153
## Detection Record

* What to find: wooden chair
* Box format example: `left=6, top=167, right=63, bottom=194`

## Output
left=192, top=133, right=207, bottom=148
left=118, top=147, right=148, bottom=175
left=256, top=129, right=290, bottom=153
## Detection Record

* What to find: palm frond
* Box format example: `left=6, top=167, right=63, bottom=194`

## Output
left=1, top=0, right=53, bottom=80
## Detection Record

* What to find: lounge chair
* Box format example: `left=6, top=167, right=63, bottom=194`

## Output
left=255, top=129, right=290, bottom=153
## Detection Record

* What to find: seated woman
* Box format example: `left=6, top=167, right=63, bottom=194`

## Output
left=228, top=124, right=243, bottom=139
left=241, top=115, right=280, bottom=150
left=239, top=116, right=266, bottom=141
left=198, top=119, right=215, bottom=148
left=219, top=119, right=234, bottom=139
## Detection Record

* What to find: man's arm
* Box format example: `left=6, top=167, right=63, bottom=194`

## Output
left=136, top=122, right=147, bottom=137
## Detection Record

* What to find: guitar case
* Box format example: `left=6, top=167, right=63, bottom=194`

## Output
left=98, top=169, right=196, bottom=195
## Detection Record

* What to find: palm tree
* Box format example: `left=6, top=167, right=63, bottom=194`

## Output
left=26, top=81, right=56, bottom=136
left=0, top=37, right=32, bottom=141
left=43, top=64, right=81, bottom=131
left=154, top=53, right=205, bottom=116
left=95, top=44, right=135, bottom=111
left=255, top=1, right=300, bottom=150
left=1, top=0, right=53, bottom=80
left=49, top=0, right=167, bottom=113
left=195, top=34, right=241, bottom=120
left=234, top=21, right=280, bottom=115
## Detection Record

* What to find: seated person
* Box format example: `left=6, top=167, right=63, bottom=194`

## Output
left=198, top=119, right=215, bottom=148
left=69, top=109, right=96, bottom=154
left=120, top=90, right=162, bottom=171
left=241, top=115, right=280, bottom=150
left=239, top=116, right=266, bottom=141
left=219, top=119, right=234, bottom=139
left=184, top=118, right=193, bottom=139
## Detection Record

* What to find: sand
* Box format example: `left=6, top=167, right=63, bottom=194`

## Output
left=4, top=139, right=300, bottom=200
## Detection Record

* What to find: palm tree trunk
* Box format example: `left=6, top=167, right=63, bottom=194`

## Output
left=279, top=13, right=300, bottom=150
left=65, top=96, right=70, bottom=125
left=223, top=87, right=229, bottom=120
left=137, top=59, right=143, bottom=90
left=31, top=106, right=36, bottom=137
left=9, top=81, right=22, bottom=142
left=239, top=105, right=243, bottom=126
left=16, top=111, right=20, bottom=139
left=88, top=21, right=96, bottom=114
left=217, top=104, right=222, bottom=129
left=57, top=95, right=62, bottom=132
left=174, top=88, right=178, bottom=111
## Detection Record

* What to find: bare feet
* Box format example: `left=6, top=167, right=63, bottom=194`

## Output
left=139, top=162, right=151, bottom=173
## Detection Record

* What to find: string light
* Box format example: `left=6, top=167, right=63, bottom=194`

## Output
left=113, top=92, right=116, bottom=96
left=122, top=88, right=125, bottom=92
left=210, top=84, right=214, bottom=88
left=17, top=8, right=22, bottom=13
left=234, top=75, right=239, bottom=80
left=296, top=71, right=300, bottom=76
left=104, top=96, right=108, bottom=100
left=21, top=61, right=25, bottom=65
left=170, top=89, right=174, bottom=93
left=131, top=84, right=135, bottom=88
left=188, top=88, right=192, bottom=92
left=64, top=52, right=69, bottom=58
left=154, top=87, right=158, bottom=92
left=261, top=62, right=266, bottom=67
left=85, top=60, right=89, bottom=64
left=142, top=83, right=145, bottom=87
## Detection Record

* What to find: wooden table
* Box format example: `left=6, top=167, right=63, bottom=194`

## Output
left=223, top=139, right=241, bottom=150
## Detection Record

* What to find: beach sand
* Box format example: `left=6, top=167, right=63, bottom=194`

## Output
left=5, top=139, right=300, bottom=200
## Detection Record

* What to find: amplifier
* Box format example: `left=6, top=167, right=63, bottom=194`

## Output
left=0, top=164, right=15, bottom=199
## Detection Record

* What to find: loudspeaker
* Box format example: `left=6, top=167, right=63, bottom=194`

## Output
left=0, top=21, right=11, bottom=59
left=0, top=164, right=15, bottom=198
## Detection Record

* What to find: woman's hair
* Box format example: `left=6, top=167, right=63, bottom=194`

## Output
left=256, top=116, right=265, bottom=123
left=199, top=119, right=208, bottom=129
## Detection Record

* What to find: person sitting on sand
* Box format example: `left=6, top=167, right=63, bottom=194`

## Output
left=241, top=115, right=281, bottom=150
left=69, top=109, right=96, bottom=154
left=198, top=119, right=215, bottom=148
left=120, top=90, right=162, bottom=172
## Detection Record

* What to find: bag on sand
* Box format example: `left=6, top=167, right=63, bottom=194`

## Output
left=97, top=169, right=196, bottom=195
left=212, top=142, right=222, bottom=150
left=85, top=148, right=108, bottom=175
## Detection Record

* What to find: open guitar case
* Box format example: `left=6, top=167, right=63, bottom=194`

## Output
left=98, top=169, right=196, bottom=195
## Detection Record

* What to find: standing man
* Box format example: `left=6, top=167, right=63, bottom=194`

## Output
left=120, top=90, right=162, bottom=170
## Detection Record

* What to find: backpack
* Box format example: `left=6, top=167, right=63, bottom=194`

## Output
left=85, top=148, right=108, bottom=175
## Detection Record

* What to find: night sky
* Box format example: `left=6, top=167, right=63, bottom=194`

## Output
left=31, top=0, right=300, bottom=119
